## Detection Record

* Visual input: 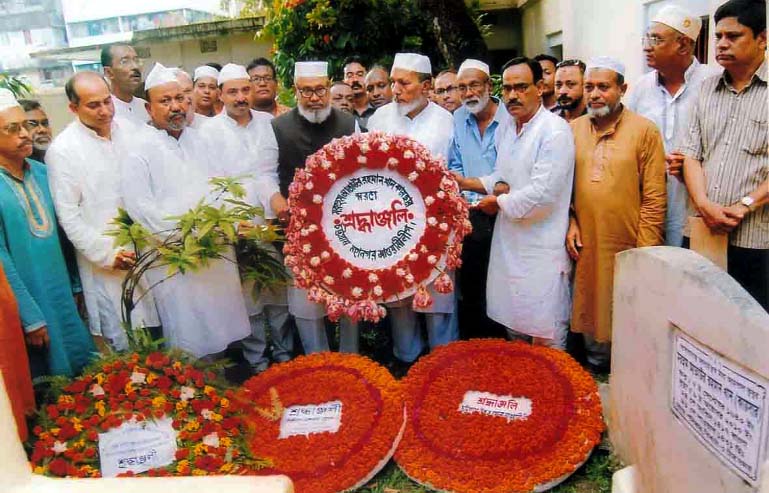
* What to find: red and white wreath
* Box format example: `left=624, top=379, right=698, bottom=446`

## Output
left=283, top=131, right=471, bottom=322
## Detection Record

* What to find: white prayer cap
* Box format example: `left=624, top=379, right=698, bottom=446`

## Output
left=144, top=62, right=179, bottom=91
left=392, top=53, right=432, bottom=75
left=294, top=61, right=328, bottom=80
left=218, top=63, right=249, bottom=85
left=0, top=88, right=20, bottom=113
left=586, top=56, right=626, bottom=77
left=651, top=5, right=702, bottom=41
left=193, top=65, right=220, bottom=82
left=457, top=59, right=490, bottom=77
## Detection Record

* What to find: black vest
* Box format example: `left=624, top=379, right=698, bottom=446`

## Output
left=271, top=108, right=356, bottom=197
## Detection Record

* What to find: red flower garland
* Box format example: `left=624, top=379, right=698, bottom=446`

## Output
left=237, top=352, right=405, bottom=493
left=395, top=340, right=605, bottom=493
left=284, top=131, right=471, bottom=322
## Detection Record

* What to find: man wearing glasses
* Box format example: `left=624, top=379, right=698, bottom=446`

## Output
left=19, top=100, right=51, bottom=163
left=101, top=43, right=149, bottom=125
left=433, top=69, right=461, bottom=113
left=553, top=59, right=588, bottom=122
left=247, top=57, right=290, bottom=118
left=626, top=5, right=719, bottom=247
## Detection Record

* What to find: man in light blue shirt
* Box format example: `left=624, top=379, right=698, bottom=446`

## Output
left=626, top=4, right=720, bottom=246
left=448, top=59, right=512, bottom=339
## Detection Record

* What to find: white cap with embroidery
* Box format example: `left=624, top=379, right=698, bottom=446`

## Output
left=392, top=53, right=432, bottom=75
left=294, top=61, right=328, bottom=80
left=652, top=5, right=702, bottom=41
left=0, top=88, right=20, bottom=113
left=457, top=59, right=490, bottom=77
left=218, top=63, right=249, bottom=85
left=144, top=63, right=179, bottom=90
left=586, top=56, right=626, bottom=77
left=193, top=65, right=220, bottom=82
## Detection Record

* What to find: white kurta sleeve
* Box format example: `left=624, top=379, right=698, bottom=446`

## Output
left=120, top=150, right=176, bottom=234
left=496, top=127, right=575, bottom=221
left=253, top=126, right=281, bottom=218
left=46, top=147, right=120, bottom=268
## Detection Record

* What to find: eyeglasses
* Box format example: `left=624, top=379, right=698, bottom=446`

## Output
left=642, top=34, right=667, bottom=47
left=25, top=119, right=50, bottom=129
left=250, top=75, right=275, bottom=83
left=117, top=56, right=142, bottom=68
left=297, top=86, right=328, bottom=98
left=556, top=59, right=586, bottom=71
left=434, top=85, right=458, bottom=96
left=457, top=81, right=486, bottom=93
left=0, top=121, right=35, bottom=135
left=503, top=82, right=532, bottom=94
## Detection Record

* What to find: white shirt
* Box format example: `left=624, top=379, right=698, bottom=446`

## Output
left=368, top=100, right=455, bottom=313
left=479, top=106, right=574, bottom=338
left=120, top=125, right=250, bottom=357
left=46, top=118, right=159, bottom=349
left=111, top=94, right=150, bottom=125
left=626, top=58, right=720, bottom=246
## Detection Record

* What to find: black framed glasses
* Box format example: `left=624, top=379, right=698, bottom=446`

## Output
left=25, top=119, right=50, bottom=129
left=457, top=81, right=486, bottom=93
left=556, top=59, right=586, bottom=71
left=434, top=85, right=458, bottom=96
left=250, top=75, right=275, bottom=84
left=297, top=86, right=328, bottom=98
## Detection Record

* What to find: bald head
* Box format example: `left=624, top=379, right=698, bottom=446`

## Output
left=65, top=71, right=110, bottom=105
left=65, top=71, right=115, bottom=136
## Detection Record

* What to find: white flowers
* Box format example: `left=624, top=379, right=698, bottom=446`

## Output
left=439, top=222, right=449, bottom=231
left=408, top=252, right=418, bottom=261
left=387, top=157, right=399, bottom=167
left=415, top=160, right=425, bottom=171
left=305, top=181, right=314, bottom=190
left=427, top=255, right=438, bottom=265
left=436, top=190, right=446, bottom=199
left=320, top=250, right=330, bottom=259
left=201, top=409, right=214, bottom=420
left=405, top=274, right=415, bottom=284
left=180, top=386, right=196, bottom=401
left=408, top=172, right=419, bottom=182
left=130, top=371, right=146, bottom=385
left=328, top=173, right=337, bottom=181
left=52, top=441, right=68, bottom=455
left=302, top=243, right=312, bottom=253
left=427, top=217, right=438, bottom=226
left=343, top=268, right=353, bottom=278
left=368, top=272, right=379, bottom=283
left=89, top=383, right=105, bottom=397
left=202, top=432, right=220, bottom=448
left=373, top=286, right=383, bottom=296
left=357, top=156, right=367, bottom=165
left=359, top=142, right=370, bottom=153
left=320, top=159, right=332, bottom=169
left=323, top=275, right=335, bottom=285
left=404, top=150, right=414, bottom=159
left=379, top=142, right=390, bottom=152
left=312, top=194, right=323, bottom=204
left=425, top=196, right=435, bottom=205
left=352, top=287, right=363, bottom=298
left=310, top=256, right=321, bottom=267
left=396, top=268, right=406, bottom=277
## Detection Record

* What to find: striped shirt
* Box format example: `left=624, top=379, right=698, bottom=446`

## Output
left=681, top=60, right=769, bottom=249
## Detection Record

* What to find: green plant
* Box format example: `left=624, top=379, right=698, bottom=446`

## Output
left=0, top=74, right=31, bottom=98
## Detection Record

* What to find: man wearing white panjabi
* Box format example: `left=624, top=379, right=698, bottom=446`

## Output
left=367, top=53, right=458, bottom=363
left=46, top=71, right=159, bottom=351
left=120, top=63, right=250, bottom=358
left=203, top=63, right=292, bottom=373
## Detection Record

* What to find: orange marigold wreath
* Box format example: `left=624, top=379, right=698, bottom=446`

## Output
left=236, top=352, right=405, bottom=493
left=395, top=340, right=605, bottom=493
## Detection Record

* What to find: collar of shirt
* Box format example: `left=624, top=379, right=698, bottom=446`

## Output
left=654, top=57, right=701, bottom=100
left=74, top=117, right=118, bottom=142
left=0, top=159, right=30, bottom=182
left=589, top=104, right=627, bottom=139
left=515, top=104, right=548, bottom=137
left=219, top=108, right=256, bottom=129
left=717, top=59, right=768, bottom=93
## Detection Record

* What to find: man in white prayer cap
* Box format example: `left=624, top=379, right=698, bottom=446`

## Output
left=367, top=53, right=458, bottom=365
left=626, top=4, right=720, bottom=247
left=193, top=65, right=221, bottom=120
left=567, top=56, right=667, bottom=372
left=202, top=63, right=293, bottom=373
left=46, top=71, right=160, bottom=351
left=120, top=63, right=251, bottom=359
left=260, top=60, right=358, bottom=355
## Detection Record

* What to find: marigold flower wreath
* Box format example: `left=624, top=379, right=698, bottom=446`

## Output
left=236, top=352, right=406, bottom=493
left=395, top=340, right=605, bottom=493
left=283, top=131, right=471, bottom=323
left=28, top=352, right=270, bottom=478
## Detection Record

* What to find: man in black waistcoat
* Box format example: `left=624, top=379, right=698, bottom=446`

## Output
left=266, top=61, right=358, bottom=355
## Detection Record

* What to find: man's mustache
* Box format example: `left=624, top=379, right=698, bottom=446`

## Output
left=351, top=82, right=363, bottom=90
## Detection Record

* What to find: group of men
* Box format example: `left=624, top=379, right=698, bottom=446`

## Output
left=0, top=0, right=766, bottom=438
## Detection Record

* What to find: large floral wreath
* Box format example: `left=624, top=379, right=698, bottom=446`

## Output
left=283, top=131, right=471, bottom=322
left=395, top=340, right=605, bottom=493
left=236, top=352, right=405, bottom=493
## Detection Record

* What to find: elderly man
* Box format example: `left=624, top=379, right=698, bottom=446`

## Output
left=101, top=43, right=148, bottom=124
left=433, top=70, right=461, bottom=113
left=46, top=71, right=159, bottom=351
left=366, top=65, right=393, bottom=109
left=627, top=5, right=720, bottom=247
left=172, top=68, right=202, bottom=129
left=19, top=99, right=52, bottom=163
left=553, top=59, right=588, bottom=122
left=343, top=56, right=375, bottom=127
left=330, top=81, right=355, bottom=114
left=567, top=57, right=667, bottom=371
left=535, top=54, right=559, bottom=110
left=192, top=65, right=221, bottom=120
left=368, top=53, right=457, bottom=364
left=203, top=63, right=292, bottom=372
left=120, top=63, right=250, bottom=358
left=0, top=88, right=96, bottom=377
left=247, top=57, right=290, bottom=117
left=682, top=0, right=768, bottom=310
left=457, top=57, right=575, bottom=348
left=448, top=59, right=511, bottom=339
left=263, top=61, right=358, bottom=354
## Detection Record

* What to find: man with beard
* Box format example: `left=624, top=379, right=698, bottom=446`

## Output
left=101, top=43, right=149, bottom=124
left=553, top=59, right=587, bottom=122
left=0, top=88, right=96, bottom=378
left=19, top=100, right=52, bottom=163
left=447, top=59, right=511, bottom=339
left=46, top=71, right=160, bottom=351
left=120, top=63, right=250, bottom=359
left=367, top=53, right=457, bottom=365
left=343, top=56, right=376, bottom=128
left=247, top=57, right=290, bottom=117
left=330, top=81, right=354, bottom=114
left=567, top=57, right=666, bottom=371
left=261, top=61, right=358, bottom=354
left=192, top=65, right=221, bottom=121
left=433, top=70, right=461, bottom=113
left=456, top=57, right=575, bottom=349
left=627, top=5, right=720, bottom=247
left=534, top=54, right=559, bottom=110
left=365, top=65, right=393, bottom=109
left=203, top=63, right=293, bottom=372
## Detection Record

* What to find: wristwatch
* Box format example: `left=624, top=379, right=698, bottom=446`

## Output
left=740, top=196, right=756, bottom=212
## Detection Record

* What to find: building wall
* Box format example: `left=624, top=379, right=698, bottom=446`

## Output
left=519, top=0, right=563, bottom=57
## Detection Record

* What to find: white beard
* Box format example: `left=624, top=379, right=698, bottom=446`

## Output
left=587, top=103, right=614, bottom=119
left=297, top=105, right=332, bottom=124
left=464, top=92, right=490, bottom=115
left=396, top=97, right=426, bottom=117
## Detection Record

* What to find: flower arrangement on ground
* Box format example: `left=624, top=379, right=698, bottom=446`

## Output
left=395, top=340, right=605, bottom=493
left=236, top=352, right=405, bottom=493
left=284, top=131, right=471, bottom=322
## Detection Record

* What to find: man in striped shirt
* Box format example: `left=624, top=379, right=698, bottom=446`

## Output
left=682, top=0, right=768, bottom=310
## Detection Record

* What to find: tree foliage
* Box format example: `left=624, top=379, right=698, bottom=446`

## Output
left=0, top=74, right=31, bottom=98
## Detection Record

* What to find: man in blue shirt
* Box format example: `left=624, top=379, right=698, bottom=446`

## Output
left=448, top=59, right=512, bottom=339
